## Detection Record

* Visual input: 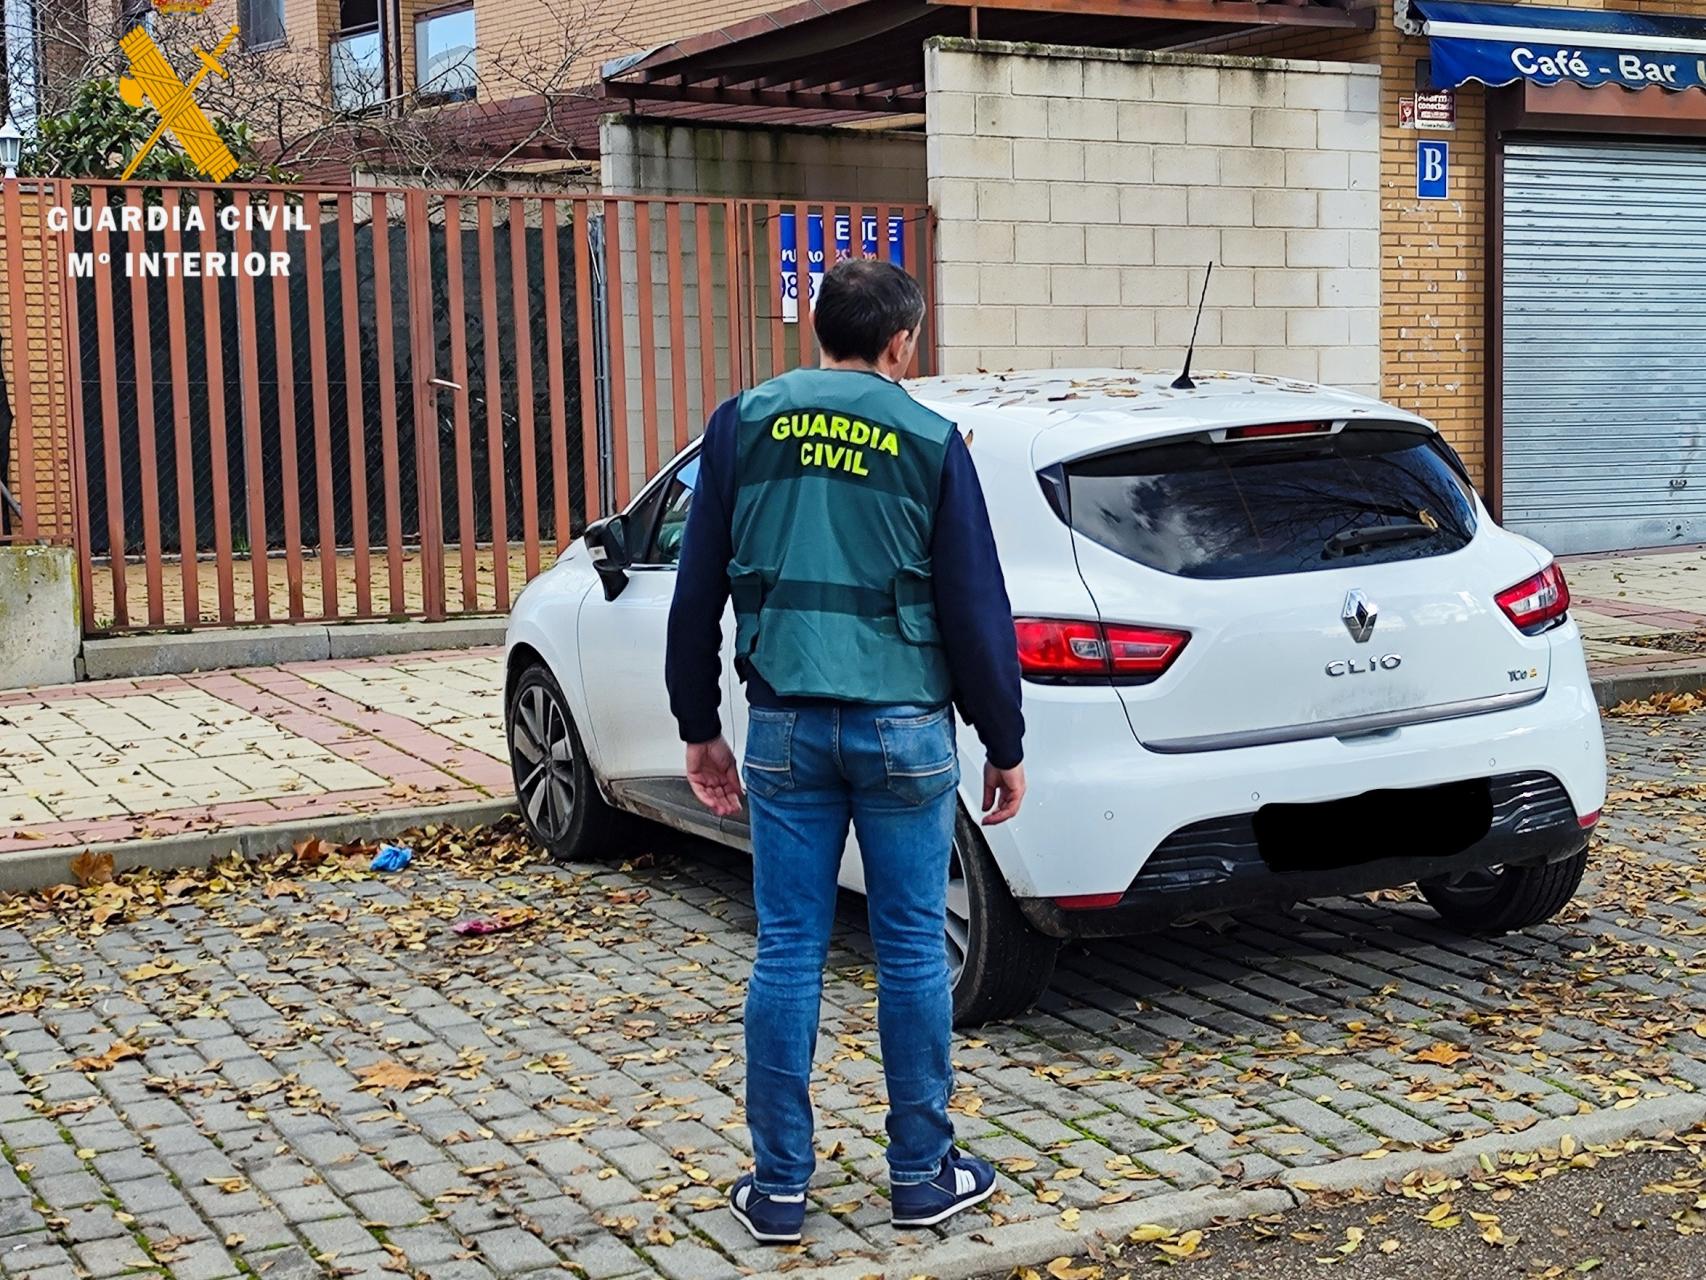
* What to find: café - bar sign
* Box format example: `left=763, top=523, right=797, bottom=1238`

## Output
left=1434, top=39, right=1706, bottom=91
left=1410, top=0, right=1706, bottom=94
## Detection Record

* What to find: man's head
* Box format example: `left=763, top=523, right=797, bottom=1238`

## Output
left=813, top=259, right=925, bottom=379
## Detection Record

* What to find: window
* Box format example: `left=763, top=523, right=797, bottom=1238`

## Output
left=1062, top=427, right=1477, bottom=580
left=4, top=0, right=41, bottom=129
left=649, top=457, right=699, bottom=566
left=330, top=26, right=384, bottom=112
left=238, top=0, right=285, bottom=49
left=415, top=5, right=475, bottom=102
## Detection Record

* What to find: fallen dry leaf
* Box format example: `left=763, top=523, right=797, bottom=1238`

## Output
left=355, top=1060, right=436, bottom=1093
left=1411, top=1042, right=1471, bottom=1067
left=69, top=851, right=114, bottom=887
left=71, top=1040, right=142, bottom=1072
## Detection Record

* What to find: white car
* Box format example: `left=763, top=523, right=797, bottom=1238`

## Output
left=504, top=369, right=1607, bottom=1025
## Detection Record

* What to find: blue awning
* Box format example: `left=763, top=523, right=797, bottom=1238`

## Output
left=1408, top=0, right=1706, bottom=93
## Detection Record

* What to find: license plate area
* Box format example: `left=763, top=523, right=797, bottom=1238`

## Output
left=1252, top=778, right=1493, bottom=873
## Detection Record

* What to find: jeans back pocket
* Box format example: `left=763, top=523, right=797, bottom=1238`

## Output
left=742, top=708, right=796, bottom=799
left=875, top=705, right=958, bottom=806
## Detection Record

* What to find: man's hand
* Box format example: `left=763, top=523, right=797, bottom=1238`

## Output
left=686, top=737, right=744, bottom=817
left=981, top=761, right=1025, bottom=826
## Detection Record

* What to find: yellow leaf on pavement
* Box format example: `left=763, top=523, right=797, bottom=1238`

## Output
left=1156, top=1230, right=1203, bottom=1259
left=1411, top=1043, right=1470, bottom=1067
left=355, top=1060, right=435, bottom=1092
left=1045, top=1258, right=1101, bottom=1280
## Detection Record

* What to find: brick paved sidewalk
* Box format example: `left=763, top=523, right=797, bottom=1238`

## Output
left=1566, top=544, right=1706, bottom=673
left=0, top=650, right=510, bottom=855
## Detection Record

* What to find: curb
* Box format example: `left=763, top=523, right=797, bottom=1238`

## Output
left=741, top=1186, right=1298, bottom=1280
left=1277, top=1092, right=1706, bottom=1194
left=1590, top=659, right=1706, bottom=709
left=0, top=796, right=517, bottom=894
left=740, top=1093, right=1706, bottom=1280
left=80, top=619, right=507, bottom=680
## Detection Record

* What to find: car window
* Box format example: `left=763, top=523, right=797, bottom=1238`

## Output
left=646, top=456, right=699, bottom=566
left=1062, top=427, right=1477, bottom=579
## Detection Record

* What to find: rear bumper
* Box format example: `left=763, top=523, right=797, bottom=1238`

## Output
left=961, top=622, right=1606, bottom=900
left=1014, top=770, right=1592, bottom=939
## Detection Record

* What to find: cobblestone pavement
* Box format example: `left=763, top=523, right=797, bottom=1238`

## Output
left=0, top=707, right=1702, bottom=1280
left=0, top=651, right=508, bottom=854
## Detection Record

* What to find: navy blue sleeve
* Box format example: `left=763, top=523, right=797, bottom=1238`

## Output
left=665, top=398, right=741, bottom=745
left=933, top=432, right=1025, bottom=769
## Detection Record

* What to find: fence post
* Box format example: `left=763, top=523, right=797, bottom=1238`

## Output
left=405, top=190, right=445, bottom=621
left=3, top=177, right=38, bottom=540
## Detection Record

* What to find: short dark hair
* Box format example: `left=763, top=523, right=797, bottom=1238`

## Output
left=812, top=259, right=926, bottom=363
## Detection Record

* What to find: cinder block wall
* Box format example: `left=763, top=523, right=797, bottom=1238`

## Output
left=601, top=118, right=926, bottom=201
left=925, top=38, right=1380, bottom=394
left=600, top=117, right=927, bottom=497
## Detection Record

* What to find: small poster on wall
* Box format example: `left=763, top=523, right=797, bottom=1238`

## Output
left=1398, top=91, right=1456, bottom=131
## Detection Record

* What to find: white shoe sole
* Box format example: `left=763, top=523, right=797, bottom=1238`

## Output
left=729, top=1201, right=803, bottom=1244
left=890, top=1180, right=996, bottom=1228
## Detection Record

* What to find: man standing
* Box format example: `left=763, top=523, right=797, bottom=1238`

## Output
left=665, top=259, right=1026, bottom=1243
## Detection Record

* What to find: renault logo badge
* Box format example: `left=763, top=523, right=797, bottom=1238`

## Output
left=1342, top=589, right=1378, bottom=644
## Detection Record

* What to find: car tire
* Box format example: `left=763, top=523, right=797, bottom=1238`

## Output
left=950, top=808, right=1060, bottom=1028
left=1418, top=847, right=1589, bottom=934
left=507, top=662, right=628, bottom=863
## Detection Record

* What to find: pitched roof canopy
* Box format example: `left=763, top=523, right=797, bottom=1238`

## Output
left=602, top=0, right=1375, bottom=115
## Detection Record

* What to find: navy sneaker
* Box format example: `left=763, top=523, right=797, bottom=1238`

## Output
left=727, top=1174, right=806, bottom=1244
left=891, top=1149, right=997, bottom=1227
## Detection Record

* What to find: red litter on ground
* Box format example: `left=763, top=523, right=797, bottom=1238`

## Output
left=451, top=908, right=539, bottom=936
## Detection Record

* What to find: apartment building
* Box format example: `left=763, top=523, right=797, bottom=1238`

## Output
left=1, top=0, right=794, bottom=165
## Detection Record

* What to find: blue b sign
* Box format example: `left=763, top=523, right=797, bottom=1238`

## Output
left=779, top=212, right=905, bottom=322
left=1417, top=140, right=1449, bottom=200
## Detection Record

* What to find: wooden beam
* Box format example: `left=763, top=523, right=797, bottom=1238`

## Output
left=930, top=0, right=1373, bottom=28
left=611, top=78, right=927, bottom=113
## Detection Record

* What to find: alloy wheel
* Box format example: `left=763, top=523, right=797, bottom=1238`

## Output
left=945, top=842, right=972, bottom=989
left=512, top=682, right=576, bottom=843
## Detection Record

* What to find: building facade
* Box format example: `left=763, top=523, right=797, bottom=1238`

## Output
left=605, top=0, right=1706, bottom=556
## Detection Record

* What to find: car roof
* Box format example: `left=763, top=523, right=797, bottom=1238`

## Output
left=904, top=368, right=1432, bottom=468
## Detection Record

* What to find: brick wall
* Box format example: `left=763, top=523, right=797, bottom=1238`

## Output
left=0, top=185, right=75, bottom=544
left=926, top=38, right=1381, bottom=394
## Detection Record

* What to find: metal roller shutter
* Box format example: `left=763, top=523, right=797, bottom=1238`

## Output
left=1502, top=139, right=1706, bottom=554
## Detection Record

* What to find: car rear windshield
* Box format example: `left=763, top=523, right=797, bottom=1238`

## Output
left=1062, top=426, right=1477, bottom=579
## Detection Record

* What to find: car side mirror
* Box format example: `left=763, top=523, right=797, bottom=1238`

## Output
left=584, top=514, right=631, bottom=601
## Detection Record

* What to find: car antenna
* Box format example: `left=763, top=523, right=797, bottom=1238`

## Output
left=1171, top=262, right=1214, bottom=391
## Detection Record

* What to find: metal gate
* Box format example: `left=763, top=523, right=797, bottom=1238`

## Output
left=0, top=181, right=935, bottom=634
left=1502, top=139, right=1706, bottom=553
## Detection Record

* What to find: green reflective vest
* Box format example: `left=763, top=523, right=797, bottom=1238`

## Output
left=729, top=367, right=955, bottom=705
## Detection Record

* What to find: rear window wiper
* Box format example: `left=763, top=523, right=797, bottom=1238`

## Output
left=1322, top=522, right=1439, bottom=558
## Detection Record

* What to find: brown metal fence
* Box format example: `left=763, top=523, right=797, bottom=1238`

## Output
left=0, top=179, right=935, bottom=635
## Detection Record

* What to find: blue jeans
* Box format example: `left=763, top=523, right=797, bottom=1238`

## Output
left=741, top=701, right=960, bottom=1194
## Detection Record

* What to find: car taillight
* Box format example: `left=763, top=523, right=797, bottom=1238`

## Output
left=1056, top=892, right=1125, bottom=910
left=1577, top=809, right=1600, bottom=830
left=1223, top=422, right=1331, bottom=441
left=1014, top=618, right=1189, bottom=680
left=1495, top=563, right=1571, bottom=633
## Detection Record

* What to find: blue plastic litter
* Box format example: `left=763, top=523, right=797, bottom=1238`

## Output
left=370, top=843, right=413, bottom=873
